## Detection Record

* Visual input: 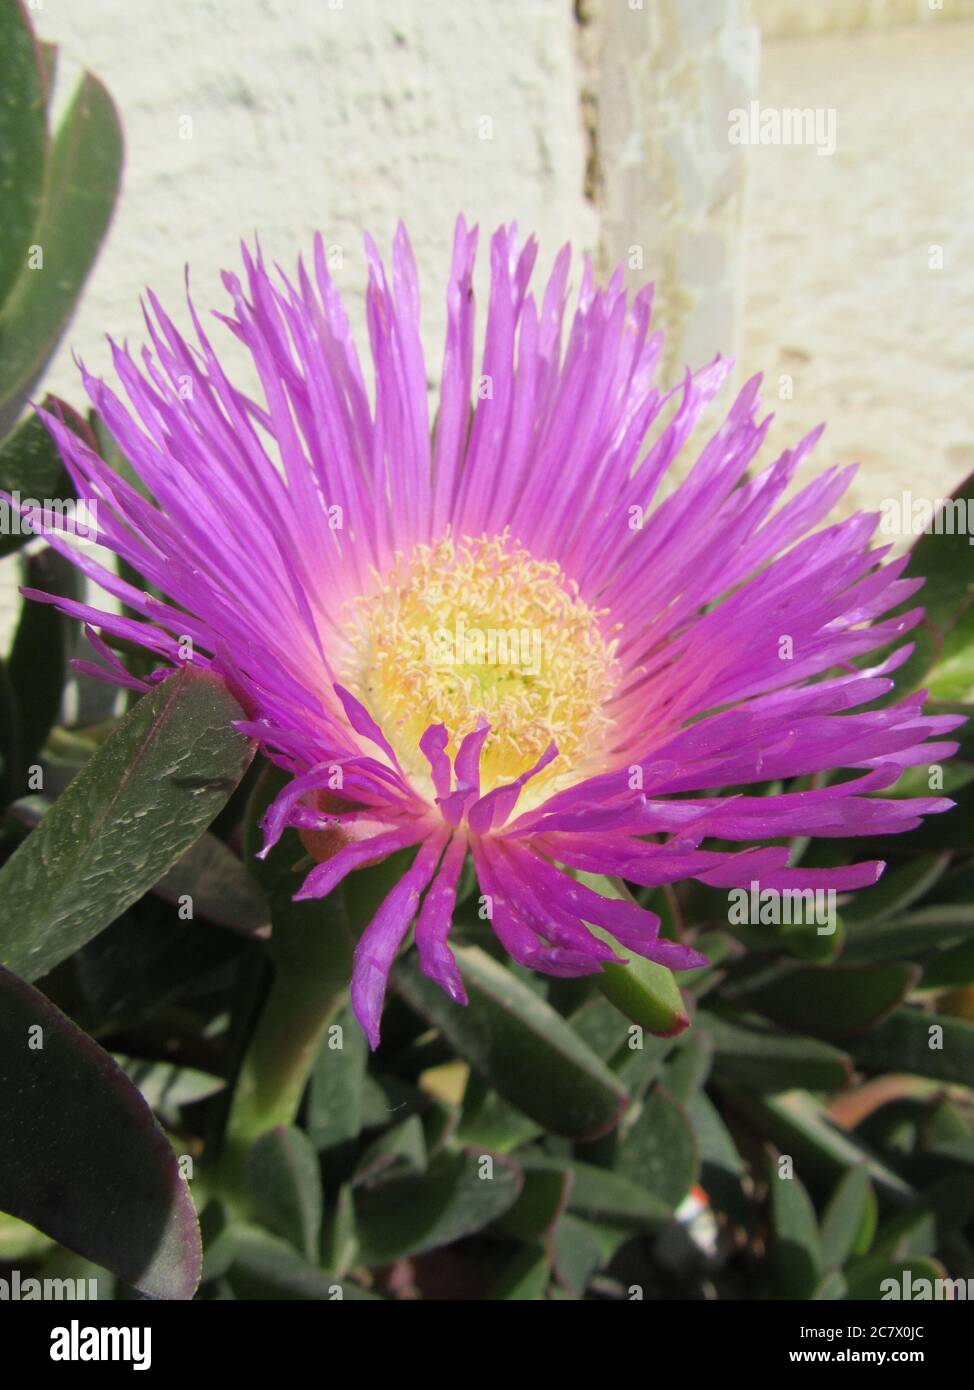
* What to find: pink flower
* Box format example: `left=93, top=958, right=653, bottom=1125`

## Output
left=22, top=219, right=961, bottom=1045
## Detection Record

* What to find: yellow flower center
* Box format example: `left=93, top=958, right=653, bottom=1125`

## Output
left=342, top=532, right=619, bottom=802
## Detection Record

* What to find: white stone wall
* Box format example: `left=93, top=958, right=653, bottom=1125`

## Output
left=2, top=0, right=972, bottom=652
left=32, top=0, right=597, bottom=393
left=592, top=0, right=759, bottom=380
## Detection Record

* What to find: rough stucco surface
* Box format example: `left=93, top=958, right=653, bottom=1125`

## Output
left=1, top=2, right=971, bottom=649
left=1, top=0, right=596, bottom=648
left=740, top=23, right=974, bottom=529
left=595, top=0, right=759, bottom=381
left=32, top=0, right=597, bottom=398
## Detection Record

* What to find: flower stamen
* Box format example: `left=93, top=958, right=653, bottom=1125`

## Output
left=343, top=531, right=619, bottom=797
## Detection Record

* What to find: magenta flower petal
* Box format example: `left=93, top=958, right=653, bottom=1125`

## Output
left=414, top=831, right=469, bottom=1004
left=27, top=216, right=961, bottom=1046
left=350, top=831, right=448, bottom=1048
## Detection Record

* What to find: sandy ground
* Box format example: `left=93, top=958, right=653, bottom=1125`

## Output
left=740, top=24, right=974, bottom=524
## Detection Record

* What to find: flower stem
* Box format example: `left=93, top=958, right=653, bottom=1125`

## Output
left=218, top=908, right=351, bottom=1198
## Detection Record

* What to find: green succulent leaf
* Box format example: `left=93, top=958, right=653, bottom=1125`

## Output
left=844, top=903, right=974, bottom=965
left=730, top=960, right=920, bottom=1038
left=724, top=1088, right=913, bottom=1201
left=308, top=1003, right=369, bottom=1154
left=0, top=667, right=255, bottom=981
left=394, top=945, right=628, bottom=1141
left=456, top=1070, right=543, bottom=1153
left=490, top=1243, right=551, bottom=1300
left=768, top=1153, right=823, bottom=1299
left=881, top=471, right=974, bottom=696
left=519, top=1154, right=670, bottom=1233
left=0, top=966, right=200, bottom=1299
left=219, top=1225, right=378, bottom=1300
left=704, top=1010, right=854, bottom=1091
left=244, top=1125, right=323, bottom=1262
left=0, top=65, right=123, bottom=437
left=843, top=1255, right=948, bottom=1302
left=353, top=1150, right=522, bottom=1266
left=820, top=1165, right=877, bottom=1267
left=551, top=1214, right=605, bottom=1296
left=841, top=853, right=951, bottom=929
left=0, top=0, right=48, bottom=312
left=152, top=831, right=271, bottom=937
left=614, top=1085, right=699, bottom=1210
left=849, top=1007, right=974, bottom=1086
left=4, top=546, right=80, bottom=798
left=495, top=1164, right=572, bottom=1242
left=573, top=872, right=691, bottom=1036
left=0, top=397, right=91, bottom=557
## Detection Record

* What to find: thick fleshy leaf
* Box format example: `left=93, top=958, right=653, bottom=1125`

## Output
left=394, top=945, right=628, bottom=1140
left=5, top=546, right=80, bottom=787
left=866, top=1175, right=974, bottom=1267
left=704, top=1011, right=853, bottom=1091
left=118, top=1056, right=225, bottom=1117
left=353, top=1150, right=522, bottom=1265
left=820, top=1166, right=877, bottom=1268
left=490, top=1244, right=551, bottom=1300
left=841, top=853, right=951, bottom=930
left=614, top=1085, right=699, bottom=1210
left=495, top=1165, right=572, bottom=1241
left=0, top=966, right=200, bottom=1298
left=731, top=960, right=920, bottom=1038
left=321, top=1182, right=357, bottom=1278
left=844, top=1254, right=948, bottom=1302
left=354, top=1114, right=427, bottom=1185
left=844, top=902, right=974, bottom=964
left=456, top=1070, right=543, bottom=1153
left=519, top=1154, right=670, bottom=1232
left=901, top=472, right=974, bottom=637
left=922, top=940, right=974, bottom=990
left=552, top=1215, right=604, bottom=1295
left=0, top=398, right=90, bottom=557
left=0, top=667, right=254, bottom=981
left=686, top=1089, right=748, bottom=1220
left=812, top=1268, right=848, bottom=1300
left=152, top=831, right=271, bottom=937
left=768, top=1153, right=823, bottom=1299
left=662, top=1027, right=715, bottom=1102
left=0, top=1210, right=54, bottom=1262
left=0, top=0, right=47, bottom=312
left=0, top=69, right=122, bottom=437
left=724, top=1088, right=913, bottom=1201
left=917, top=1096, right=974, bottom=1169
left=244, top=1126, right=322, bottom=1261
left=849, top=1007, right=974, bottom=1085
left=219, top=1225, right=378, bottom=1300
left=575, top=872, right=691, bottom=1035
left=875, top=471, right=974, bottom=699
left=308, top=1002, right=368, bottom=1154
left=926, top=604, right=974, bottom=701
